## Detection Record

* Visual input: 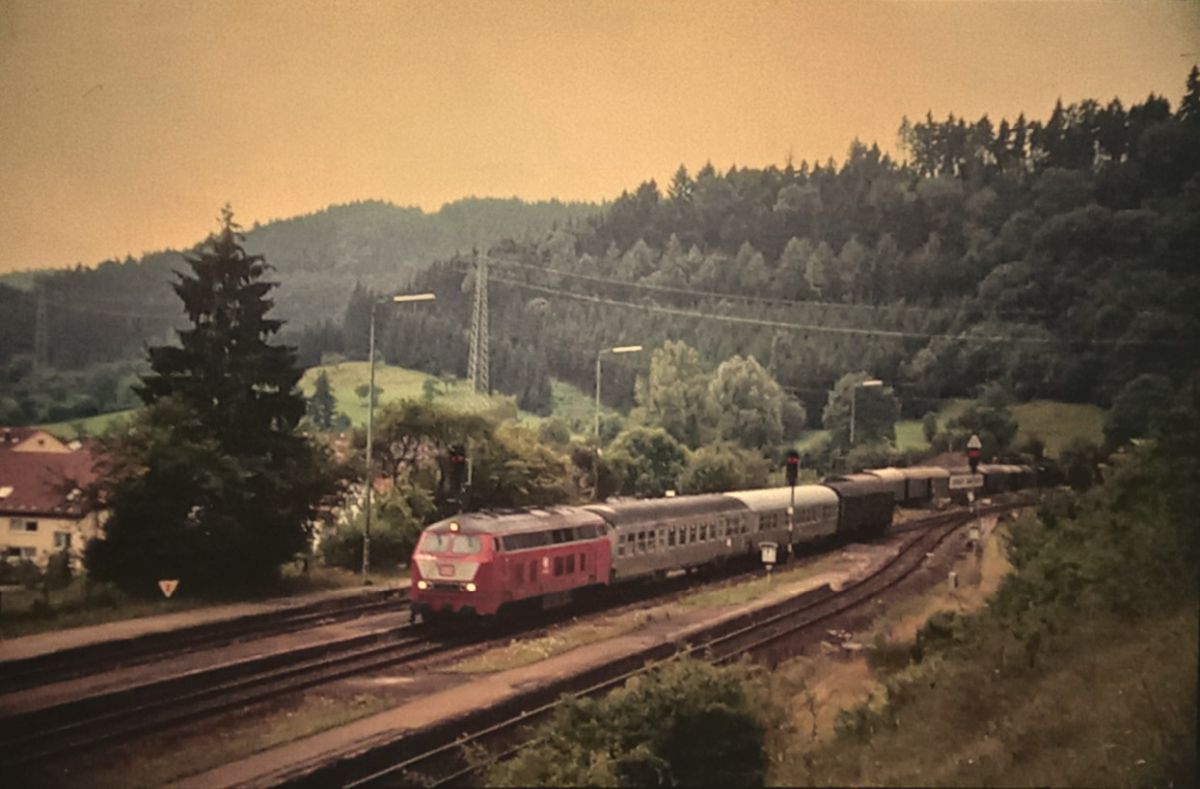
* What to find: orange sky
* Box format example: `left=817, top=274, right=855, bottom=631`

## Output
left=1, top=0, right=1197, bottom=272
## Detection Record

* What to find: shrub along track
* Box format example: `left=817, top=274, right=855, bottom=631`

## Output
left=0, top=587, right=409, bottom=695
left=304, top=502, right=1025, bottom=789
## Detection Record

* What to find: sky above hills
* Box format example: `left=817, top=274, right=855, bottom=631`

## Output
left=1, top=0, right=1197, bottom=273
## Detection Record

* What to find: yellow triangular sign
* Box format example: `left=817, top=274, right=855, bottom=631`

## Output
left=158, top=579, right=180, bottom=598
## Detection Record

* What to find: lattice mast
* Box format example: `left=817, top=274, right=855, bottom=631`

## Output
left=467, top=250, right=490, bottom=393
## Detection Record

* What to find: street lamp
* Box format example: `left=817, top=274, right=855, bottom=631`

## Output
left=363, top=292, right=436, bottom=584
left=849, top=378, right=884, bottom=448
left=594, top=345, right=642, bottom=438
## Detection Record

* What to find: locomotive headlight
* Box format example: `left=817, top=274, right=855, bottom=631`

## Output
left=465, top=582, right=477, bottom=592
left=417, top=580, right=429, bottom=590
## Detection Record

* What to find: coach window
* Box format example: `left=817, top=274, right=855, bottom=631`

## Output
left=565, top=554, right=575, bottom=573
left=515, top=562, right=525, bottom=584
left=617, top=534, right=626, bottom=556
left=579, top=553, right=586, bottom=572
left=529, top=560, right=538, bottom=580
left=668, top=527, right=676, bottom=547
left=554, top=556, right=564, bottom=576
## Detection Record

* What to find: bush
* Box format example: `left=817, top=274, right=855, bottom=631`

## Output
left=537, top=417, right=572, bottom=446
left=321, top=483, right=432, bottom=570
left=488, top=659, right=770, bottom=788
left=679, top=443, right=770, bottom=494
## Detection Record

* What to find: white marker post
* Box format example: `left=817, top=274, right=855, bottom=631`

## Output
left=760, top=541, right=778, bottom=583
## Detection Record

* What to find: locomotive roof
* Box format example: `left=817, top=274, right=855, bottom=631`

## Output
left=585, top=494, right=746, bottom=526
left=722, top=485, right=837, bottom=511
left=423, top=507, right=604, bottom=536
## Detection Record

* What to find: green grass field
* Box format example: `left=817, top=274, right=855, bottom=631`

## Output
left=299, top=362, right=501, bottom=426
left=1012, top=400, right=1104, bottom=458
left=298, top=362, right=606, bottom=432
left=40, top=409, right=135, bottom=440
left=38, top=363, right=1105, bottom=458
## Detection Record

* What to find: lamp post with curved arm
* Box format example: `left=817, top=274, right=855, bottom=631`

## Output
left=362, top=292, right=436, bottom=584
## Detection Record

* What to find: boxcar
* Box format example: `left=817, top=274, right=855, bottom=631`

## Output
left=902, top=466, right=952, bottom=502
left=864, top=468, right=907, bottom=505
left=823, top=474, right=894, bottom=538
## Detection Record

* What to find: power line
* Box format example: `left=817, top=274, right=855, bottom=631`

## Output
left=40, top=296, right=181, bottom=321
left=488, top=274, right=1188, bottom=349
left=483, top=256, right=1057, bottom=322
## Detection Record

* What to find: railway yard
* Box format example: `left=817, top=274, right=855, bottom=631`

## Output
left=0, top=499, right=1027, bottom=789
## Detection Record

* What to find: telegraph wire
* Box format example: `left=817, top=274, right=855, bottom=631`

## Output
left=482, top=256, right=1059, bottom=322
left=487, top=274, right=1189, bottom=349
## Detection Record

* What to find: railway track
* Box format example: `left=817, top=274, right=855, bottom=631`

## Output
left=308, top=503, right=1018, bottom=788
left=0, top=620, right=466, bottom=768
left=0, top=501, right=1020, bottom=780
left=0, top=587, right=408, bottom=694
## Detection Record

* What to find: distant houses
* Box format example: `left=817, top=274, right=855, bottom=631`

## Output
left=0, top=427, right=104, bottom=569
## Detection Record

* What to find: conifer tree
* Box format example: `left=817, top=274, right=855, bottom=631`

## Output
left=308, top=370, right=337, bottom=429
left=86, top=207, right=339, bottom=596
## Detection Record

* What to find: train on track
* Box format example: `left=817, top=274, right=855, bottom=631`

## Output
left=410, top=463, right=1034, bottom=621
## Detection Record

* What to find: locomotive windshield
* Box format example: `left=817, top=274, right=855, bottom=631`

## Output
left=420, top=532, right=482, bottom=554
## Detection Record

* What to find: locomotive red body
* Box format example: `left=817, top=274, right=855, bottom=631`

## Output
left=410, top=507, right=612, bottom=619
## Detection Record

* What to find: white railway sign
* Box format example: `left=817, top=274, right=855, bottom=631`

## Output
left=949, top=474, right=984, bottom=490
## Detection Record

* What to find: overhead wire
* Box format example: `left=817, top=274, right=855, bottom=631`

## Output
left=486, top=273, right=1188, bottom=349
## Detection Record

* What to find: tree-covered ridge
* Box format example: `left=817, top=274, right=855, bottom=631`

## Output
left=381, top=69, right=1200, bottom=416
left=0, top=197, right=598, bottom=372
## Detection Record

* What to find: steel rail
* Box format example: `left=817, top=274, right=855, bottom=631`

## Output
left=340, top=504, right=1023, bottom=788
left=0, top=588, right=409, bottom=694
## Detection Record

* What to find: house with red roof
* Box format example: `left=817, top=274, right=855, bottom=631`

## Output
left=0, top=427, right=105, bottom=568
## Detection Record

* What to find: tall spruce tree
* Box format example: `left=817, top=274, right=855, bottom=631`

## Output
left=86, top=207, right=339, bottom=596
left=307, top=370, right=337, bottom=429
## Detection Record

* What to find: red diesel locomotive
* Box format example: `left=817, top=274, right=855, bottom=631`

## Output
left=410, top=507, right=612, bottom=618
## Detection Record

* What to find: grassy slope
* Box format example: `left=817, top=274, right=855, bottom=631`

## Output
left=40, top=365, right=1104, bottom=457
left=776, top=608, right=1197, bottom=787
left=1011, top=399, right=1104, bottom=457
left=40, top=409, right=135, bottom=439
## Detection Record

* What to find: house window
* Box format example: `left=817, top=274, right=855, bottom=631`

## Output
left=54, top=532, right=72, bottom=550
left=4, top=546, right=35, bottom=560
left=9, top=518, right=38, bottom=532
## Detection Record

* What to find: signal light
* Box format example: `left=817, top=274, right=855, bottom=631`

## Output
left=447, top=444, right=468, bottom=493
left=784, top=450, right=800, bottom=486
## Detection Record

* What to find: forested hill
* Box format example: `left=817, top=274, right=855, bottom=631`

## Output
left=0, top=197, right=597, bottom=369
left=373, top=69, right=1200, bottom=417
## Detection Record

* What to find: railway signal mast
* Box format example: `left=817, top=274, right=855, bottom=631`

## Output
left=967, top=434, right=982, bottom=473
left=785, top=449, right=800, bottom=540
